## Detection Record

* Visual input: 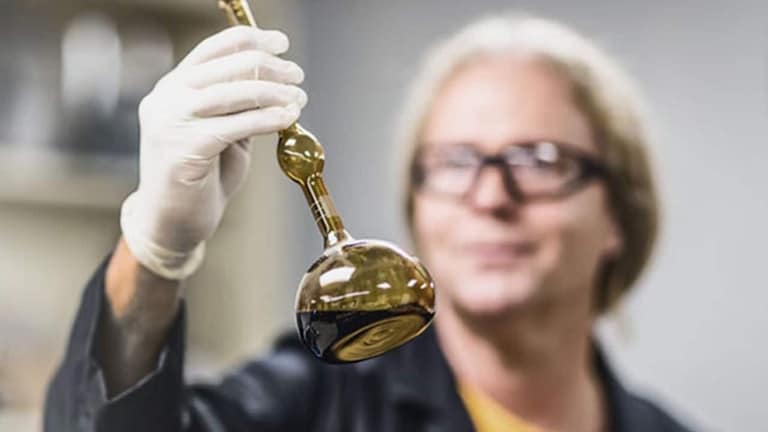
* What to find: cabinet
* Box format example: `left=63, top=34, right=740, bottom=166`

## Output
left=0, top=0, right=234, bottom=209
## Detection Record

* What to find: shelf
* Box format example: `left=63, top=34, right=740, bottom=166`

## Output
left=0, top=146, right=136, bottom=211
left=86, top=0, right=281, bottom=19
left=107, top=0, right=219, bottom=16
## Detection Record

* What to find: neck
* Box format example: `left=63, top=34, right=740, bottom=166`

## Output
left=435, top=291, right=604, bottom=432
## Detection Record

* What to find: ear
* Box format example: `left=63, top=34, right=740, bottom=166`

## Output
left=603, top=217, right=624, bottom=259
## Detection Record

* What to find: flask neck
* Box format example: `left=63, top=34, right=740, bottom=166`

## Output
left=218, top=0, right=257, bottom=26
left=302, top=175, right=350, bottom=248
left=324, top=228, right=351, bottom=249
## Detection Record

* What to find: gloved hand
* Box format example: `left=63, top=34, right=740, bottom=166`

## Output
left=120, top=26, right=307, bottom=280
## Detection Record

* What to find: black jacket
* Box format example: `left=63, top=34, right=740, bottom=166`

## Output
left=45, top=258, right=694, bottom=431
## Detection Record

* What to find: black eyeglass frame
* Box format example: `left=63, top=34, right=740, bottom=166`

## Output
left=411, top=141, right=612, bottom=202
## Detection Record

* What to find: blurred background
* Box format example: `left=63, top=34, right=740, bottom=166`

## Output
left=0, top=0, right=766, bottom=430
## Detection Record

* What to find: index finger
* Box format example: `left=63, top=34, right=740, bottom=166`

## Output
left=177, top=26, right=290, bottom=69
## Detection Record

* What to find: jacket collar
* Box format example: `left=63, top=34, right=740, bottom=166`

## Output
left=594, top=346, right=651, bottom=432
left=380, top=326, right=475, bottom=431
left=381, top=327, right=645, bottom=432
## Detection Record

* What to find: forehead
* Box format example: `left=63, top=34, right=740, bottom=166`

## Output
left=421, top=55, right=595, bottom=154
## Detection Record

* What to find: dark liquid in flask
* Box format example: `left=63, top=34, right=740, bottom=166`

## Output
left=296, top=304, right=434, bottom=363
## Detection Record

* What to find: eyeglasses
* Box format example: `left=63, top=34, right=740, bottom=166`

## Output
left=412, top=141, right=610, bottom=202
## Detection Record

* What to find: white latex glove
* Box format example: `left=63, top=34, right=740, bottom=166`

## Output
left=120, top=26, right=307, bottom=280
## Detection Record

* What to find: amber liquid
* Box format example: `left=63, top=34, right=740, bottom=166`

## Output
left=297, top=304, right=434, bottom=363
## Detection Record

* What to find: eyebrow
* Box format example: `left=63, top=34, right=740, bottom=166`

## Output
left=419, top=139, right=582, bottom=153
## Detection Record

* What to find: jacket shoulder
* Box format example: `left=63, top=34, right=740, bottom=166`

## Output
left=622, top=391, right=696, bottom=432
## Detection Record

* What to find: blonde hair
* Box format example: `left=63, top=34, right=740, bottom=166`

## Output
left=397, top=13, right=659, bottom=312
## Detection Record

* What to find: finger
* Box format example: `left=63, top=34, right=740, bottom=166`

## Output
left=200, top=106, right=299, bottom=155
left=183, top=50, right=304, bottom=88
left=189, top=81, right=307, bottom=117
left=219, top=140, right=252, bottom=198
left=178, top=26, right=290, bottom=69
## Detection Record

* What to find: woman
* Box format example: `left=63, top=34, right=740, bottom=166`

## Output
left=45, top=13, right=693, bottom=432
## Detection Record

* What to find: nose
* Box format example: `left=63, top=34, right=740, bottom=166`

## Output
left=466, top=164, right=521, bottom=213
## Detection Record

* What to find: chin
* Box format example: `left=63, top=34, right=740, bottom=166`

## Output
left=442, top=271, right=540, bottom=320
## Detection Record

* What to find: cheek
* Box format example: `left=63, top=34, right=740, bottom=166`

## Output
left=412, top=195, right=454, bottom=258
left=525, top=187, right=616, bottom=279
left=411, top=195, right=468, bottom=296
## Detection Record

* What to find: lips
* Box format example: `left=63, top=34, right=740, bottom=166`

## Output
left=461, top=241, right=536, bottom=268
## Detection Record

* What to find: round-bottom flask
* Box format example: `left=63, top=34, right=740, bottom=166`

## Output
left=276, top=123, right=436, bottom=363
left=296, top=238, right=435, bottom=363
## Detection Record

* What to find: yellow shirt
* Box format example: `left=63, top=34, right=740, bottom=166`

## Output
left=458, top=381, right=543, bottom=432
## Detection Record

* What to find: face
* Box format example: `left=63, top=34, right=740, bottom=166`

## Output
left=413, top=56, right=622, bottom=320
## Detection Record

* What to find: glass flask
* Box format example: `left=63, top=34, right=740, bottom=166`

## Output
left=217, top=0, right=436, bottom=363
